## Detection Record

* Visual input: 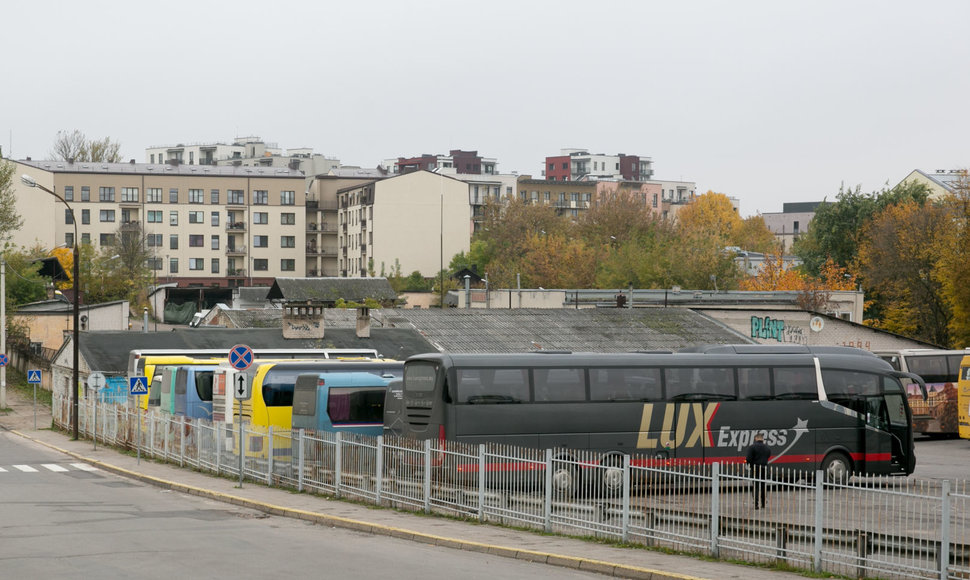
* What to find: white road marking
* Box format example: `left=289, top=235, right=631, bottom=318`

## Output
left=70, top=463, right=99, bottom=472
left=42, top=464, right=69, bottom=472
left=13, top=465, right=38, bottom=472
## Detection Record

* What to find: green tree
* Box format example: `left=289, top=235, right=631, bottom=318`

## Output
left=4, top=246, right=48, bottom=306
left=0, top=160, right=25, bottom=246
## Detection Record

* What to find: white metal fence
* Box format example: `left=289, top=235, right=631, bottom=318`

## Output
left=56, top=396, right=970, bottom=580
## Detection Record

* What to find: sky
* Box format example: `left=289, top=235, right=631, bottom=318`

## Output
left=2, top=0, right=968, bottom=216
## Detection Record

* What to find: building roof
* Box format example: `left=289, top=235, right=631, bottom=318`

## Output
left=266, top=277, right=398, bottom=304
left=70, top=327, right=437, bottom=375
left=19, top=159, right=304, bottom=178
left=780, top=201, right=822, bottom=213
left=912, top=169, right=965, bottom=193
left=236, top=287, right=272, bottom=308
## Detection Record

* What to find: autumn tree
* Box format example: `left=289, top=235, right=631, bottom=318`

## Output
left=675, top=191, right=741, bottom=243
left=734, top=215, right=780, bottom=255
left=935, top=170, right=970, bottom=346
left=739, top=255, right=806, bottom=291
left=50, top=130, right=123, bottom=163
left=0, top=160, right=24, bottom=245
left=855, top=200, right=951, bottom=345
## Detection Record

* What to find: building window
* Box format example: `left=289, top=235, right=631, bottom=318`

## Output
left=147, top=188, right=162, bottom=203
left=280, top=190, right=295, bottom=205
left=169, top=258, right=178, bottom=273
left=188, top=211, right=204, bottom=224
left=189, top=235, right=204, bottom=247
left=170, top=234, right=179, bottom=249
left=211, top=258, right=220, bottom=274
left=147, top=210, right=162, bottom=223
left=228, top=190, right=245, bottom=204
left=211, top=211, right=220, bottom=227
left=99, top=209, right=115, bottom=222
left=211, top=235, right=219, bottom=250
left=189, top=258, right=204, bottom=271
left=169, top=188, right=179, bottom=203
left=210, top=189, right=220, bottom=204
left=281, top=212, right=295, bottom=225
left=147, top=234, right=162, bottom=247
left=189, top=189, right=204, bottom=204
left=81, top=233, right=91, bottom=244
left=65, top=232, right=74, bottom=246
left=99, top=187, right=115, bottom=202
left=253, top=190, right=268, bottom=205
left=81, top=209, right=90, bottom=225
left=253, top=212, right=268, bottom=224
left=65, top=209, right=74, bottom=224
left=148, top=257, right=163, bottom=271
left=253, top=259, right=268, bottom=271
left=64, top=186, right=74, bottom=201
left=281, top=235, right=295, bottom=248
left=170, top=211, right=179, bottom=226
left=253, top=235, right=268, bottom=248
left=121, top=187, right=139, bottom=202
left=281, top=259, right=295, bottom=271
left=81, top=186, right=90, bottom=202
left=100, top=233, right=115, bottom=245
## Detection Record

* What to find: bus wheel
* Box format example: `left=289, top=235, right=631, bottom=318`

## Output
left=600, top=457, right=625, bottom=497
left=821, top=452, right=852, bottom=483
left=551, top=463, right=578, bottom=498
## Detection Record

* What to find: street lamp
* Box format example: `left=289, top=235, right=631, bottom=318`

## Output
left=21, top=174, right=80, bottom=440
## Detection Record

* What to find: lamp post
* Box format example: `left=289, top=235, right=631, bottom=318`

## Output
left=21, top=174, right=80, bottom=440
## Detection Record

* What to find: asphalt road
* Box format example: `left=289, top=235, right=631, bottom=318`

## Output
left=0, top=431, right=604, bottom=580
left=912, top=435, right=970, bottom=482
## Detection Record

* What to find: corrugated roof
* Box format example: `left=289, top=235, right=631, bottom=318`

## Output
left=74, top=327, right=436, bottom=375
left=266, top=278, right=398, bottom=303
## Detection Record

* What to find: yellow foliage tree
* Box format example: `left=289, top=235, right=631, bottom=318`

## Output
left=739, top=255, right=806, bottom=291
left=48, top=246, right=74, bottom=290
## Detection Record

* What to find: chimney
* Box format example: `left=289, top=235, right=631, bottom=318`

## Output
left=129, top=159, right=136, bottom=164
left=356, top=306, right=371, bottom=338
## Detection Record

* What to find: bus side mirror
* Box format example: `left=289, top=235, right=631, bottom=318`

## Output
left=894, top=371, right=928, bottom=401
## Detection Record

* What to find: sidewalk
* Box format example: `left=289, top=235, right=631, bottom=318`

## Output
left=1, top=392, right=813, bottom=580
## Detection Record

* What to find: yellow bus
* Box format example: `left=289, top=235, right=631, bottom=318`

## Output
left=958, top=355, right=970, bottom=440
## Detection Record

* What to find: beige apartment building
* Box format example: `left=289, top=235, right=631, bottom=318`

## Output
left=11, top=159, right=306, bottom=287
left=335, top=171, right=470, bottom=278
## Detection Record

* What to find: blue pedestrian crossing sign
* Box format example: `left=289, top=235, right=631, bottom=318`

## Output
left=27, top=370, right=42, bottom=384
left=129, top=376, right=149, bottom=395
left=0, top=353, right=8, bottom=366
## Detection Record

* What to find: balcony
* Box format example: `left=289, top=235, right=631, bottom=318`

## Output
left=226, top=269, right=247, bottom=277
left=226, top=221, right=247, bottom=231
left=226, top=245, right=247, bottom=256
left=305, top=245, right=328, bottom=256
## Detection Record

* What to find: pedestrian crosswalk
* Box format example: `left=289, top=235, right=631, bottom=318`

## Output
left=0, top=463, right=100, bottom=473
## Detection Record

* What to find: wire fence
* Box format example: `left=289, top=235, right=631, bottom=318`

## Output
left=55, top=396, right=970, bottom=580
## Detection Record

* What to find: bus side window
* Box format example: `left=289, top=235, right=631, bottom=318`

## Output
left=534, top=368, right=585, bottom=402
left=738, top=367, right=770, bottom=400
left=773, top=367, right=816, bottom=399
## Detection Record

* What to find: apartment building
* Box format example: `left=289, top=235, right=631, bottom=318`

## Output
left=542, top=148, right=654, bottom=182
left=761, top=201, right=821, bottom=253
left=381, top=150, right=498, bottom=176
left=335, top=171, right=470, bottom=278
left=12, top=159, right=306, bottom=287
left=514, top=177, right=665, bottom=219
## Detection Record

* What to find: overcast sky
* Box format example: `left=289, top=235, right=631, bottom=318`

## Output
left=2, top=0, right=967, bottom=215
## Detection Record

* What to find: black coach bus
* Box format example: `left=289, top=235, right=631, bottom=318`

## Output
left=396, top=348, right=926, bottom=489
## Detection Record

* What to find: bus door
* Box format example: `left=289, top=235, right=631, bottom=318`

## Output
left=886, top=373, right=923, bottom=474
left=174, top=367, right=188, bottom=416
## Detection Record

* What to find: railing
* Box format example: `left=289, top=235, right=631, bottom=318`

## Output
left=52, top=395, right=970, bottom=580
left=226, top=245, right=247, bottom=255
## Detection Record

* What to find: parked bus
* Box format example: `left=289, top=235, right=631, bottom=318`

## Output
left=958, top=355, right=970, bottom=440
left=292, top=371, right=394, bottom=436
left=875, top=349, right=967, bottom=436
left=131, top=348, right=380, bottom=410
left=396, top=349, right=926, bottom=494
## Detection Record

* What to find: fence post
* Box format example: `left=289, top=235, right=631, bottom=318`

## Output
left=297, top=429, right=304, bottom=493
left=423, top=439, right=431, bottom=514
left=215, top=423, right=221, bottom=476
left=179, top=416, right=186, bottom=467
left=710, top=462, right=720, bottom=558
left=544, top=448, right=553, bottom=533
left=814, top=470, right=824, bottom=573
left=335, top=431, right=343, bottom=498
left=775, top=525, right=789, bottom=565
left=940, top=479, right=951, bottom=580
left=856, top=530, right=869, bottom=579
left=375, top=435, right=384, bottom=505
left=149, top=415, right=156, bottom=459
left=164, top=415, right=170, bottom=460
left=267, top=426, right=274, bottom=486
left=621, top=454, right=631, bottom=543
left=478, top=443, right=485, bottom=522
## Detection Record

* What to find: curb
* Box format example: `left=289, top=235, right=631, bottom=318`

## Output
left=12, top=430, right=707, bottom=580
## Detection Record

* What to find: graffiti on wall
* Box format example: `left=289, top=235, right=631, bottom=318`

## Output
left=750, top=316, right=807, bottom=345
